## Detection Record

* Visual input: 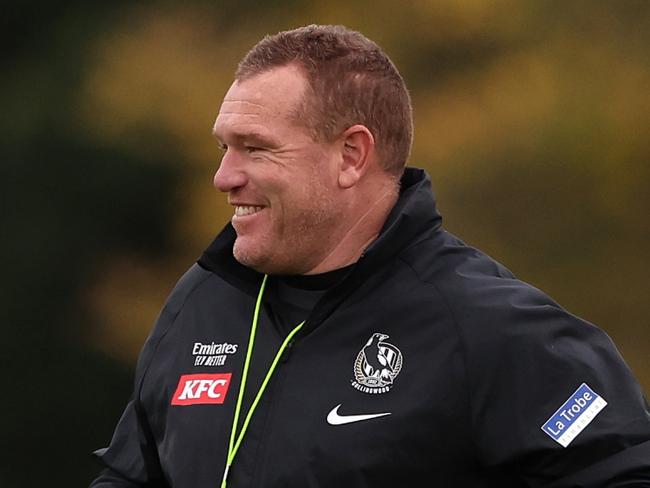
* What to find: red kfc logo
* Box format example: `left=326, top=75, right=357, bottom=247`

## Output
left=171, top=373, right=232, bottom=406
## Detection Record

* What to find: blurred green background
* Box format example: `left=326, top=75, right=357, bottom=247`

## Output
left=2, top=1, right=648, bottom=486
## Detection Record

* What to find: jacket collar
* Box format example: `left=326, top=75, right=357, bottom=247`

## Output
left=197, top=167, right=442, bottom=300
left=363, top=167, right=442, bottom=265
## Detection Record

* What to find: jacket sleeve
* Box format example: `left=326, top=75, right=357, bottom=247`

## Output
left=90, top=468, right=146, bottom=488
left=546, top=440, right=650, bottom=487
left=88, top=399, right=166, bottom=487
left=456, top=278, right=650, bottom=486
left=88, top=264, right=211, bottom=487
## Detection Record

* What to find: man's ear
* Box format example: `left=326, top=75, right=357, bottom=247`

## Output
left=338, top=125, right=375, bottom=189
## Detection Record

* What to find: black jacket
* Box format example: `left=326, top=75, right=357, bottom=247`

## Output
left=91, top=168, right=650, bottom=487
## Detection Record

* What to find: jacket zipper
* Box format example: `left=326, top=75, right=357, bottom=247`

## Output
left=248, top=339, right=297, bottom=487
left=281, top=338, right=295, bottom=363
left=221, top=274, right=304, bottom=488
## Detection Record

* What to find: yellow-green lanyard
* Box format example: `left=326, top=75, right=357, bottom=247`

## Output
left=221, top=274, right=305, bottom=488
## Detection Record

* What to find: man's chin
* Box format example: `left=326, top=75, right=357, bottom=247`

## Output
left=232, top=239, right=277, bottom=274
left=232, top=240, right=263, bottom=268
left=232, top=239, right=304, bottom=275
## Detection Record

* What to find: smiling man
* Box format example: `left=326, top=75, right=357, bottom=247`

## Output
left=215, top=67, right=344, bottom=273
left=90, top=25, right=650, bottom=487
left=212, top=60, right=401, bottom=276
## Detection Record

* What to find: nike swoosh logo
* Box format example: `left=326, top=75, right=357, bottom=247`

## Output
left=326, top=404, right=391, bottom=425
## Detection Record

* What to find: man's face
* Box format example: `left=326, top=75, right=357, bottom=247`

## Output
left=212, top=64, right=344, bottom=274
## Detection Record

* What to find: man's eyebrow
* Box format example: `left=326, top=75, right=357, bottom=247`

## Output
left=212, top=128, right=279, bottom=148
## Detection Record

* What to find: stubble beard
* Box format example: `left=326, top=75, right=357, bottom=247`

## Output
left=232, top=176, right=341, bottom=275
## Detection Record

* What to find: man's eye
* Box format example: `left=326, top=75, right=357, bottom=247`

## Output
left=245, top=146, right=262, bottom=153
left=217, top=143, right=228, bottom=152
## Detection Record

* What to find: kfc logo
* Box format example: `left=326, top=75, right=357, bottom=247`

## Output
left=171, top=373, right=232, bottom=406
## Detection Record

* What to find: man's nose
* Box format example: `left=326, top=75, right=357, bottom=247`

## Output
left=213, top=150, right=248, bottom=192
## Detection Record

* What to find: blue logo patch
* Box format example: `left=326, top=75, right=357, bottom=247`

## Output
left=541, top=383, right=607, bottom=447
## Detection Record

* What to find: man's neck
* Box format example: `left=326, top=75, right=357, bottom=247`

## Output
left=304, top=186, right=398, bottom=275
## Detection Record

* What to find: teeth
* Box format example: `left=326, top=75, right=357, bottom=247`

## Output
left=235, top=205, right=263, bottom=217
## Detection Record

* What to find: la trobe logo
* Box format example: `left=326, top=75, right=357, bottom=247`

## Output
left=352, top=333, right=403, bottom=394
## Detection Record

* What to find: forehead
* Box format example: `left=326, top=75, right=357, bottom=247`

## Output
left=213, top=65, right=308, bottom=140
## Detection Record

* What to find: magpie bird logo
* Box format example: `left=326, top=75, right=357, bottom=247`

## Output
left=352, top=333, right=403, bottom=394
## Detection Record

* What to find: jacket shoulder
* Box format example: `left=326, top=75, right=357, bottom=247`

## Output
left=401, top=230, right=650, bottom=479
left=400, top=229, right=604, bottom=364
left=162, top=263, right=214, bottom=316
left=133, top=263, right=214, bottom=382
left=400, top=229, right=543, bottom=319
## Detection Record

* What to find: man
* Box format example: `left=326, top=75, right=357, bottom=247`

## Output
left=91, top=25, right=650, bottom=487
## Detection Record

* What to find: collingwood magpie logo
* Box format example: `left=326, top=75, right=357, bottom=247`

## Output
left=352, top=333, right=403, bottom=394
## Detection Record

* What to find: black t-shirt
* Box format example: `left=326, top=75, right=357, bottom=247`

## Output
left=266, top=264, right=354, bottom=334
